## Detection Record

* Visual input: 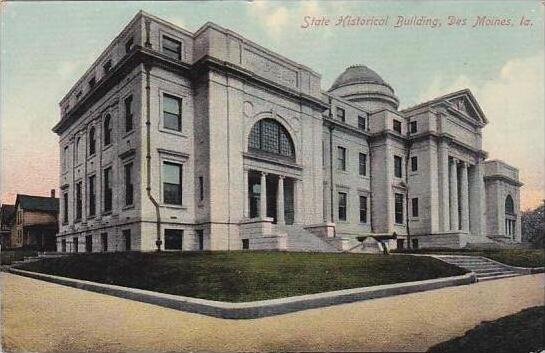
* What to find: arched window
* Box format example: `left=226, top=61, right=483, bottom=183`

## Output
left=104, top=114, right=112, bottom=146
left=89, top=127, right=96, bottom=155
left=505, top=195, right=514, bottom=215
left=76, top=137, right=81, bottom=163
left=248, top=119, right=295, bottom=161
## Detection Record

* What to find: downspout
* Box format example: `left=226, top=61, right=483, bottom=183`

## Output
left=405, top=130, right=412, bottom=249
left=368, top=140, right=373, bottom=233
left=328, top=97, right=335, bottom=228
left=144, top=64, right=162, bottom=251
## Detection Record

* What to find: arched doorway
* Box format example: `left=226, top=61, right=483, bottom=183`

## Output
left=504, top=195, right=516, bottom=238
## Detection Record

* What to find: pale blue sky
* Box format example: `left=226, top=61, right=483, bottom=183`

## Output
left=1, top=1, right=543, bottom=208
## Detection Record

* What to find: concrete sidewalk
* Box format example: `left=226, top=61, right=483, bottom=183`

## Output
left=1, top=272, right=544, bottom=352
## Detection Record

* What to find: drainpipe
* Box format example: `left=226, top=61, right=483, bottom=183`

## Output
left=368, top=141, right=373, bottom=233
left=327, top=97, right=335, bottom=228
left=144, top=64, right=162, bottom=251
left=405, top=129, right=412, bottom=249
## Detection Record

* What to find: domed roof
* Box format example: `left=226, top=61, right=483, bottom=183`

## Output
left=329, top=65, right=387, bottom=91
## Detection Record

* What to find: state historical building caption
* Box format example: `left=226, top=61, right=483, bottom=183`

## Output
left=53, top=11, right=522, bottom=253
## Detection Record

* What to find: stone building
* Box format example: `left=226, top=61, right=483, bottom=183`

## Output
left=53, top=11, right=522, bottom=253
left=10, top=193, right=59, bottom=251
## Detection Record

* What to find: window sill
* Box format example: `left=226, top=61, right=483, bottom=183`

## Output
left=87, top=154, right=97, bottom=161
left=161, top=204, right=187, bottom=210
left=359, top=175, right=370, bottom=180
left=123, top=129, right=135, bottom=139
left=159, top=127, right=187, bottom=138
left=102, top=211, right=113, bottom=216
left=102, top=144, right=113, bottom=152
left=122, top=204, right=135, bottom=211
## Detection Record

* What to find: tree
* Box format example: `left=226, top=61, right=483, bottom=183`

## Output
left=521, top=203, right=544, bottom=248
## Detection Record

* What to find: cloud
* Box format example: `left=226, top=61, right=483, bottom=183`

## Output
left=414, top=52, right=545, bottom=210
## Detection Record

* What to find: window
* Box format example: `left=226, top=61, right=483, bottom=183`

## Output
left=336, top=107, right=345, bottom=122
left=124, top=163, right=133, bottom=206
left=395, top=193, right=404, bottom=224
left=73, top=237, right=79, bottom=253
left=75, top=181, right=82, bottom=221
left=61, top=239, right=66, bottom=252
left=163, top=162, right=182, bottom=205
left=394, top=156, right=403, bottom=178
left=63, top=192, right=69, bottom=223
left=125, top=37, right=134, bottom=53
left=411, top=239, right=419, bottom=249
left=103, top=167, right=112, bottom=212
left=75, top=137, right=81, bottom=164
left=393, top=119, right=402, bottom=133
left=505, top=195, right=515, bottom=215
left=88, top=76, right=96, bottom=89
left=162, top=35, right=182, bottom=60
left=505, top=195, right=516, bottom=238
left=359, top=195, right=368, bottom=223
left=163, top=94, right=182, bottom=131
left=397, top=239, right=405, bottom=250
left=63, top=145, right=69, bottom=168
left=101, top=233, right=108, bottom=252
left=248, top=119, right=295, bottom=160
left=103, top=59, right=112, bottom=74
left=196, top=229, right=204, bottom=250
left=165, top=229, right=183, bottom=250
left=412, top=198, right=419, bottom=217
left=411, top=156, right=418, bottom=172
left=89, top=127, right=96, bottom=155
left=123, top=229, right=131, bottom=251
left=242, top=238, right=249, bottom=250
left=103, top=114, right=112, bottom=146
left=199, top=176, right=204, bottom=201
left=410, top=121, right=417, bottom=134
left=124, top=95, right=133, bottom=132
left=338, top=192, right=347, bottom=221
left=358, top=115, right=367, bottom=130
left=337, top=147, right=346, bottom=171
left=359, top=153, right=367, bottom=176
left=85, top=235, right=92, bottom=253
left=88, top=175, right=96, bottom=216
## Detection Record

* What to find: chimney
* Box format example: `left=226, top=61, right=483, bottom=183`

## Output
left=51, top=189, right=56, bottom=198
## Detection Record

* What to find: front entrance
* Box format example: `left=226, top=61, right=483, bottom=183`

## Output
left=248, top=172, right=295, bottom=225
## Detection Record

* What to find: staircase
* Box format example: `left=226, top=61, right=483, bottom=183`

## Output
left=275, top=225, right=339, bottom=252
left=434, top=255, right=521, bottom=281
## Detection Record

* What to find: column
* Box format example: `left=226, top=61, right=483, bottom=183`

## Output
left=460, top=162, right=470, bottom=233
left=439, top=142, right=450, bottom=231
left=449, top=158, right=459, bottom=231
left=276, top=176, right=285, bottom=225
left=260, top=172, right=267, bottom=219
left=243, top=169, right=249, bottom=218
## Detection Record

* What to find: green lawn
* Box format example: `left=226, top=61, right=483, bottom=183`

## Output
left=427, top=306, right=544, bottom=353
left=15, top=251, right=466, bottom=302
left=1, top=249, right=38, bottom=266
left=395, top=248, right=544, bottom=268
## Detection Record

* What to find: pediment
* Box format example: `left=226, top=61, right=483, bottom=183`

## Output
left=443, top=90, right=488, bottom=126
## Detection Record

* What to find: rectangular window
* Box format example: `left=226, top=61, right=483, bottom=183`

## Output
left=196, top=229, right=204, bottom=250
left=359, top=153, right=367, bottom=176
left=88, top=76, right=96, bottom=89
left=359, top=195, right=368, bottom=223
left=199, top=176, right=204, bottom=201
left=103, top=59, right=112, bottom=74
left=395, top=193, right=404, bottom=224
left=165, top=229, right=183, bottom=250
left=411, top=156, right=418, bottom=172
left=393, top=119, right=402, bottom=133
left=75, top=181, right=82, bottom=221
left=125, top=37, right=134, bottom=53
left=358, top=115, right=366, bottom=130
left=61, top=239, right=66, bottom=252
left=410, top=121, right=418, bottom=134
left=337, top=146, right=346, bottom=171
left=85, top=235, right=92, bottom=253
left=103, top=167, right=112, bottom=212
left=101, top=233, right=108, bottom=252
left=123, top=229, right=131, bottom=251
left=124, top=95, right=133, bottom=132
left=124, top=163, right=134, bottom=206
left=63, top=193, right=69, bottom=223
left=88, top=175, right=96, bottom=216
left=73, top=237, right=78, bottom=253
left=163, top=94, right=182, bottom=131
left=242, top=238, right=249, bottom=250
left=412, top=198, right=419, bottom=218
left=63, top=146, right=69, bottom=169
left=394, top=155, right=403, bottom=178
left=162, top=35, right=182, bottom=60
left=336, top=107, right=345, bottom=122
left=163, top=162, right=182, bottom=205
left=338, top=192, right=347, bottom=221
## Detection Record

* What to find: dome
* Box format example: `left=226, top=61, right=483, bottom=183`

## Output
left=329, top=65, right=387, bottom=91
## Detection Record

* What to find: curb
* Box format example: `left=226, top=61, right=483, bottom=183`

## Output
left=8, top=268, right=476, bottom=319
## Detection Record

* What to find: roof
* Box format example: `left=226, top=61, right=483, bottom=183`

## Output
left=329, top=65, right=387, bottom=91
left=15, top=194, right=59, bottom=213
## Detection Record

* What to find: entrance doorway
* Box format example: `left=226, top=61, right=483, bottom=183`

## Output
left=248, top=172, right=295, bottom=224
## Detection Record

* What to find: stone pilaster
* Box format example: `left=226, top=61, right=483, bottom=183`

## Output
left=460, top=162, right=469, bottom=233
left=243, top=169, right=249, bottom=218
left=449, top=158, right=459, bottom=231
left=439, top=141, right=450, bottom=231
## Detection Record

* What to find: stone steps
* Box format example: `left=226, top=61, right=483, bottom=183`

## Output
left=277, top=225, right=339, bottom=252
left=434, top=255, right=522, bottom=282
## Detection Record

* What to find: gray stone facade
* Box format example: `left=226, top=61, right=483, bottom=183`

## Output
left=53, top=11, right=522, bottom=252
